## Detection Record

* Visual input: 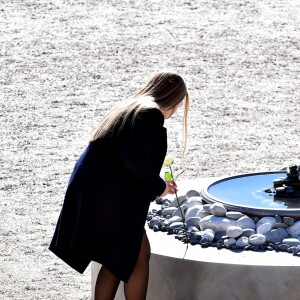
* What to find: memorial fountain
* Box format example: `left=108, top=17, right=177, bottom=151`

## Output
left=92, top=166, right=300, bottom=299
left=144, top=165, right=300, bottom=253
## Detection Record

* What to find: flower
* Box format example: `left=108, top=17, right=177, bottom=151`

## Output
left=163, top=155, right=174, bottom=167
left=161, top=155, right=188, bottom=245
left=162, top=155, right=185, bottom=181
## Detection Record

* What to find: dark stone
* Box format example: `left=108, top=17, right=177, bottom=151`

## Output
left=216, top=239, right=224, bottom=245
left=146, top=214, right=153, bottom=221
left=216, top=243, right=223, bottom=249
left=279, top=244, right=289, bottom=252
left=194, top=233, right=203, bottom=240
left=177, top=234, right=185, bottom=241
left=231, top=245, right=243, bottom=250
left=244, top=245, right=252, bottom=251
left=290, top=247, right=300, bottom=254
left=283, top=217, right=294, bottom=226
left=201, top=242, right=209, bottom=248
left=188, top=235, right=196, bottom=242
left=168, top=228, right=174, bottom=234
left=187, top=232, right=196, bottom=238
left=149, top=217, right=164, bottom=228
left=259, top=245, right=267, bottom=251
left=275, top=215, right=282, bottom=223
left=153, top=225, right=160, bottom=232
left=253, top=216, right=259, bottom=223
left=267, top=246, right=273, bottom=251
left=161, top=226, right=167, bottom=232
left=156, top=198, right=169, bottom=205
left=190, top=240, right=199, bottom=245
left=200, top=238, right=208, bottom=244
left=155, top=198, right=163, bottom=204
left=273, top=222, right=288, bottom=229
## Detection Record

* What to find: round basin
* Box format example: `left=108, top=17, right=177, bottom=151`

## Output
left=201, top=171, right=300, bottom=217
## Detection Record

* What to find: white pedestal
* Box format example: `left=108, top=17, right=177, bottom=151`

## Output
left=91, top=178, right=300, bottom=300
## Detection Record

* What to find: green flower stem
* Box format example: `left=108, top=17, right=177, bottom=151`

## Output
left=168, top=166, right=181, bottom=216
left=169, top=166, right=188, bottom=248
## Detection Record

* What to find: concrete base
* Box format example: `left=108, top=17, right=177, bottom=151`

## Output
left=147, top=256, right=300, bottom=300
left=91, top=178, right=300, bottom=300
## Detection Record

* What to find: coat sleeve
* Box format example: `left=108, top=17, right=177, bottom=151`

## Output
left=120, top=108, right=166, bottom=197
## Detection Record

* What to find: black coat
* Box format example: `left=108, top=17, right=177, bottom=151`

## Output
left=49, top=108, right=167, bottom=282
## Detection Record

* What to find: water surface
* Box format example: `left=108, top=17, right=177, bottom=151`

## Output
left=208, top=173, right=300, bottom=210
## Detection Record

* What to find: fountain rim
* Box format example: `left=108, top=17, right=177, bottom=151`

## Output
left=200, top=171, right=300, bottom=218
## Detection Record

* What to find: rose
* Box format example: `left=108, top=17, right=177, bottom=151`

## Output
left=161, top=155, right=188, bottom=244
left=162, top=155, right=185, bottom=181
left=162, top=155, right=174, bottom=167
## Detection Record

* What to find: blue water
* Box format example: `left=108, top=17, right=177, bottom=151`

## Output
left=208, top=173, right=300, bottom=209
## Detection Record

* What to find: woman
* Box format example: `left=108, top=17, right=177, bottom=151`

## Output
left=49, top=71, right=189, bottom=300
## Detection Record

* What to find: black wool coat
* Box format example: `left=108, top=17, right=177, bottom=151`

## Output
left=49, top=108, right=167, bottom=282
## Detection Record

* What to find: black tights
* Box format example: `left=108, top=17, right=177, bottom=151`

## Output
left=95, top=234, right=151, bottom=300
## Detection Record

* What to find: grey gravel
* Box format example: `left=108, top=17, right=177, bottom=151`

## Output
left=4, top=1, right=300, bottom=299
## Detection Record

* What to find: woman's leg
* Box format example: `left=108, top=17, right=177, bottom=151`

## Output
left=124, top=233, right=151, bottom=300
left=95, top=265, right=120, bottom=300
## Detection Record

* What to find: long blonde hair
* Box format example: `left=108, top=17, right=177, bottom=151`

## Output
left=90, top=71, right=189, bottom=151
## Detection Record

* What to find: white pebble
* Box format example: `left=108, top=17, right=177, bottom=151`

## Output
left=249, top=234, right=266, bottom=245
left=236, top=236, right=249, bottom=247
left=210, top=203, right=227, bottom=217
left=257, top=223, right=272, bottom=235
left=226, top=226, right=243, bottom=238
left=224, top=238, right=236, bottom=247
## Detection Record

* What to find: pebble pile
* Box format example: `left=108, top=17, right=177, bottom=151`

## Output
left=147, top=190, right=300, bottom=256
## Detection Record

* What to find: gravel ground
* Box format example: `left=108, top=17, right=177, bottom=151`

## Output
left=1, top=0, right=300, bottom=299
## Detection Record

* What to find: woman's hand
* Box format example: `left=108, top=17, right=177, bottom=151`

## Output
left=159, top=181, right=178, bottom=197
